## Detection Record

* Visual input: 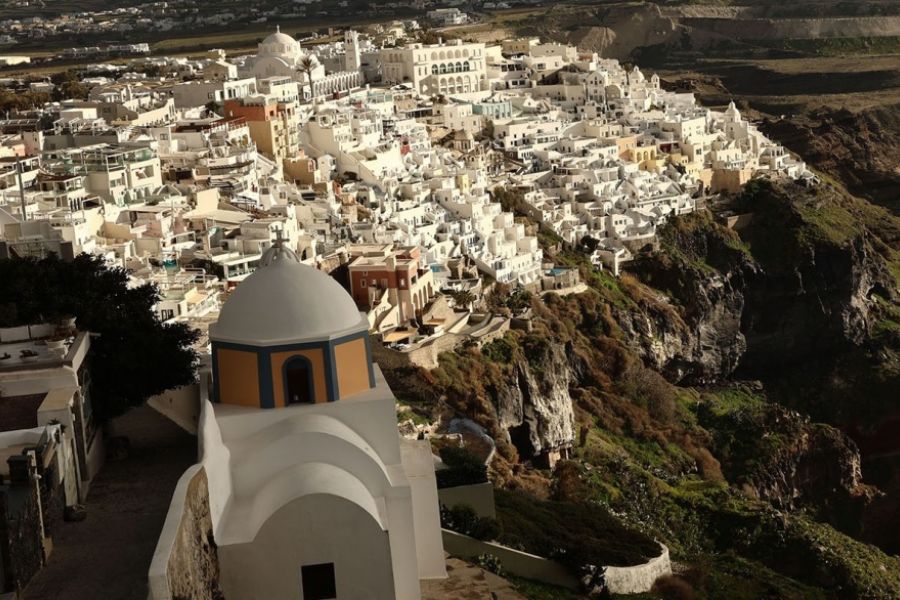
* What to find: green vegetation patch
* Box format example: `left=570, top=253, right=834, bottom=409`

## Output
left=494, top=488, right=660, bottom=569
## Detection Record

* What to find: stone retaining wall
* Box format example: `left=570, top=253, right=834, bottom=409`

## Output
left=441, top=529, right=579, bottom=590
left=149, top=467, right=224, bottom=600
left=441, top=529, right=671, bottom=594
left=372, top=319, right=511, bottom=371
left=605, top=544, right=671, bottom=595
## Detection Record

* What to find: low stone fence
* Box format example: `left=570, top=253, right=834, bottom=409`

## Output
left=605, top=544, right=671, bottom=594
left=441, top=529, right=579, bottom=590
left=441, top=529, right=671, bottom=595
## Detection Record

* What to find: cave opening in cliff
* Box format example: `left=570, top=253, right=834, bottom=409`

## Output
left=508, top=423, right=535, bottom=461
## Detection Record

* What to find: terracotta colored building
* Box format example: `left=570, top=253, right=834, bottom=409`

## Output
left=348, top=245, right=435, bottom=328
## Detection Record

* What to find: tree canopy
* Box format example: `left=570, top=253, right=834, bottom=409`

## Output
left=0, top=254, right=199, bottom=420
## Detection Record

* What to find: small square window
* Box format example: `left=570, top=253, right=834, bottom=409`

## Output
left=301, top=563, right=336, bottom=600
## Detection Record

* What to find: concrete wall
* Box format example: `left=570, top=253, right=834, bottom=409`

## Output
left=149, top=395, right=229, bottom=600
left=147, top=384, right=201, bottom=435
left=441, top=530, right=671, bottom=595
left=219, top=494, right=395, bottom=600
left=148, top=465, right=203, bottom=600
left=400, top=438, right=448, bottom=581
left=372, top=319, right=511, bottom=371
left=441, top=529, right=579, bottom=590
left=438, top=482, right=496, bottom=519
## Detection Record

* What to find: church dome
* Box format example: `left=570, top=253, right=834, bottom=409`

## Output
left=211, top=245, right=367, bottom=346
left=259, top=28, right=301, bottom=60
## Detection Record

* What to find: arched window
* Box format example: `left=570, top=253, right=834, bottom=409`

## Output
left=431, top=64, right=438, bottom=75
left=284, top=355, right=315, bottom=404
left=455, top=62, right=462, bottom=73
left=439, top=64, right=447, bottom=74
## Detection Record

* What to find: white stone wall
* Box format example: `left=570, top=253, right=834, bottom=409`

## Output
left=219, top=495, right=396, bottom=600
left=441, top=530, right=671, bottom=595
left=604, top=544, right=672, bottom=595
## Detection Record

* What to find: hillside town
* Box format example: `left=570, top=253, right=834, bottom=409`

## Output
left=0, top=24, right=812, bottom=350
left=0, top=12, right=879, bottom=600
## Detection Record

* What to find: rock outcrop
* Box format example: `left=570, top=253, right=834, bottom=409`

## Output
left=702, top=401, right=875, bottom=533
left=492, top=341, right=576, bottom=461
left=761, top=106, right=900, bottom=212
left=733, top=181, right=897, bottom=389
left=623, top=211, right=758, bottom=384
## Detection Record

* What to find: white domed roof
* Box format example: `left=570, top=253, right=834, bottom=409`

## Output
left=259, top=28, right=301, bottom=59
left=263, top=31, right=297, bottom=47
left=211, top=247, right=366, bottom=346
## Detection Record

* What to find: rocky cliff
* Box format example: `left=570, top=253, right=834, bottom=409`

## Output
left=622, top=210, right=758, bottom=384
left=492, top=340, right=576, bottom=459
left=380, top=178, right=900, bottom=598
left=698, top=394, right=876, bottom=535
left=761, top=106, right=900, bottom=214
left=615, top=180, right=898, bottom=425
left=620, top=179, right=900, bottom=552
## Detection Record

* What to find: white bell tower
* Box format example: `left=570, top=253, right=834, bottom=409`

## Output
left=344, top=29, right=361, bottom=72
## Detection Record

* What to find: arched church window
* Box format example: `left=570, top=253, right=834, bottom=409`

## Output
left=284, top=355, right=315, bottom=404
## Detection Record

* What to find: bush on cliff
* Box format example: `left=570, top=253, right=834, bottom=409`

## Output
left=494, top=489, right=660, bottom=570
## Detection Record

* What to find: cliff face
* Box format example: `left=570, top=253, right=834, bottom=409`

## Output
left=700, top=398, right=874, bottom=534
left=623, top=212, right=758, bottom=384
left=380, top=180, right=900, bottom=596
left=737, top=184, right=893, bottom=377
left=493, top=341, right=576, bottom=459
left=618, top=181, right=898, bottom=423
left=761, top=106, right=900, bottom=212
left=622, top=179, right=900, bottom=551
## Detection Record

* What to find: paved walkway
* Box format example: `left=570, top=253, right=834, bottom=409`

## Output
left=422, top=556, right=526, bottom=600
left=23, top=406, right=196, bottom=600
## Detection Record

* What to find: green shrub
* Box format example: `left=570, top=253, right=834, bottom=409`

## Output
left=495, top=489, right=659, bottom=570
left=474, top=553, right=503, bottom=575
left=440, top=503, right=500, bottom=541
left=482, top=337, right=516, bottom=363
left=652, top=575, right=695, bottom=600
left=436, top=446, right=488, bottom=488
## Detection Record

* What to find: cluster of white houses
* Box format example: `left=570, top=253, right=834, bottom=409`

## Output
left=0, top=25, right=814, bottom=341
left=0, top=26, right=812, bottom=597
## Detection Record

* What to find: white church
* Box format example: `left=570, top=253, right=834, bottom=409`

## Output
left=150, top=239, right=446, bottom=599
left=241, top=27, right=363, bottom=100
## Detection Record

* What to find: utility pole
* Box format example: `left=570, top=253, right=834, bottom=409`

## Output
left=15, top=157, right=27, bottom=221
